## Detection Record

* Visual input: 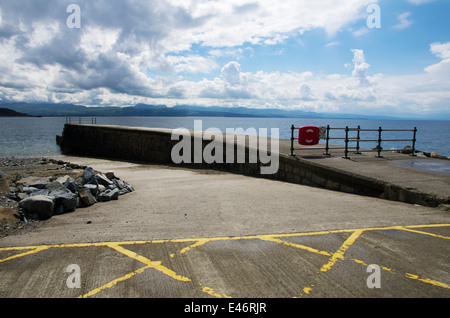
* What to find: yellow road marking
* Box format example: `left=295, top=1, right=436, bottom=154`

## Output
left=201, top=284, right=232, bottom=298
left=398, top=227, right=450, bottom=239
left=0, top=246, right=51, bottom=263
left=172, top=239, right=210, bottom=257
left=1, top=223, right=449, bottom=252
left=1, top=223, right=449, bottom=298
left=320, top=230, right=363, bottom=273
left=107, top=243, right=191, bottom=282
left=79, top=265, right=151, bottom=298
left=79, top=243, right=192, bottom=298
left=405, top=273, right=450, bottom=289
left=259, top=235, right=331, bottom=257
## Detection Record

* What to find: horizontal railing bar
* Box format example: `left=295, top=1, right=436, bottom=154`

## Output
left=293, top=127, right=415, bottom=131
left=379, top=129, right=415, bottom=132
left=379, top=139, right=414, bottom=142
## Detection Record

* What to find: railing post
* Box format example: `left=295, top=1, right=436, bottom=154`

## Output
left=342, top=126, right=350, bottom=159
left=290, top=124, right=295, bottom=156
left=411, top=127, right=417, bottom=156
left=355, top=125, right=361, bottom=154
left=376, top=126, right=383, bottom=158
left=324, top=125, right=330, bottom=156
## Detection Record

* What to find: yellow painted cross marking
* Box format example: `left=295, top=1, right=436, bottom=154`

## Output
left=320, top=230, right=363, bottom=273
left=1, top=223, right=449, bottom=298
left=397, top=227, right=450, bottom=240
left=0, top=246, right=51, bottom=263
left=258, top=235, right=331, bottom=256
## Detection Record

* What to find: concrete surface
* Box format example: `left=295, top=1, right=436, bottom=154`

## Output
left=1, top=156, right=449, bottom=299
left=57, top=124, right=450, bottom=207
left=286, top=140, right=450, bottom=202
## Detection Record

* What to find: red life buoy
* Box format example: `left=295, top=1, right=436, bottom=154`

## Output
left=298, top=126, right=320, bottom=145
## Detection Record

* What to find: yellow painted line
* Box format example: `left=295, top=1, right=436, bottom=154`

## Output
left=79, top=265, right=151, bottom=298
left=320, top=230, right=363, bottom=273
left=301, top=285, right=315, bottom=296
left=1, top=223, right=449, bottom=252
left=179, top=239, right=210, bottom=254
left=171, top=239, right=210, bottom=258
left=0, top=246, right=51, bottom=263
left=297, top=230, right=365, bottom=297
left=80, top=243, right=192, bottom=298
left=352, top=258, right=450, bottom=290
left=405, top=224, right=450, bottom=229
left=398, top=227, right=450, bottom=240
left=258, top=235, right=331, bottom=257
left=405, top=273, right=450, bottom=290
left=1, top=223, right=449, bottom=298
left=0, top=245, right=43, bottom=251
left=201, top=284, right=232, bottom=298
left=351, top=258, right=396, bottom=274
left=107, top=243, right=191, bottom=282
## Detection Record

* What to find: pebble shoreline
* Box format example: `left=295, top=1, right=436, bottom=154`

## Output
left=0, top=157, right=134, bottom=238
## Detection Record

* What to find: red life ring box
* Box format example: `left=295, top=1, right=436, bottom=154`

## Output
left=298, top=126, right=320, bottom=145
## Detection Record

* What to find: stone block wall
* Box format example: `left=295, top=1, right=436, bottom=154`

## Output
left=58, top=124, right=446, bottom=207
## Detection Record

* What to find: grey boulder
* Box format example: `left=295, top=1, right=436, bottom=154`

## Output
left=97, top=188, right=119, bottom=202
left=19, top=195, right=55, bottom=220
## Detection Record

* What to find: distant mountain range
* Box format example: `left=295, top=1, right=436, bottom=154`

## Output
left=0, top=102, right=401, bottom=119
left=0, top=107, right=34, bottom=117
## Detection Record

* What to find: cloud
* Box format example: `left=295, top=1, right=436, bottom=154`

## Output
left=351, top=49, right=371, bottom=85
left=299, top=84, right=316, bottom=101
left=325, top=41, right=340, bottom=48
left=394, top=12, right=413, bottom=30
left=221, top=62, right=242, bottom=86
left=163, top=0, right=377, bottom=47
left=166, top=55, right=218, bottom=74
left=0, top=0, right=449, bottom=118
left=429, top=42, right=450, bottom=60
left=424, top=42, right=450, bottom=75
left=352, top=27, right=370, bottom=37
left=405, top=0, right=436, bottom=4
left=0, top=0, right=376, bottom=97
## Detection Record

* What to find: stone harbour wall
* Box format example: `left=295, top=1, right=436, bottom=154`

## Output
left=57, top=124, right=447, bottom=207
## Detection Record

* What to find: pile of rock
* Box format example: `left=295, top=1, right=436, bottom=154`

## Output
left=9, top=166, right=134, bottom=221
left=397, top=146, right=449, bottom=160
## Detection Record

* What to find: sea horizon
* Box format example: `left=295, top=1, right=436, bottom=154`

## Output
left=1, top=116, right=450, bottom=160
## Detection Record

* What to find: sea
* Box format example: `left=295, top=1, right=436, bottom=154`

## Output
left=0, top=116, right=449, bottom=158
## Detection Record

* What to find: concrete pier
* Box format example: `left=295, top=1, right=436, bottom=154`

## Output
left=57, top=124, right=450, bottom=207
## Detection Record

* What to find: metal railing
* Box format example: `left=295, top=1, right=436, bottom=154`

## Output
left=290, top=125, right=417, bottom=159
left=66, top=117, right=97, bottom=124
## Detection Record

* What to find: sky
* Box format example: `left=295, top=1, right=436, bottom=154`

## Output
left=0, top=0, right=450, bottom=119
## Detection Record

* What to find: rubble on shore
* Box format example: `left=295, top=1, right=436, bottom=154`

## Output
left=0, top=157, right=134, bottom=238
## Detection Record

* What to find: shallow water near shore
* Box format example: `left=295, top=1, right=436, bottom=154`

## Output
left=1, top=116, right=449, bottom=159
left=394, top=159, right=450, bottom=175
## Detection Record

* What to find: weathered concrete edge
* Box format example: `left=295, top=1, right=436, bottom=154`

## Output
left=57, top=124, right=448, bottom=207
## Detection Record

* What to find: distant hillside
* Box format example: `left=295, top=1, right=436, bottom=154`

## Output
left=0, top=102, right=401, bottom=119
left=0, top=102, right=320, bottom=118
left=0, top=108, right=33, bottom=117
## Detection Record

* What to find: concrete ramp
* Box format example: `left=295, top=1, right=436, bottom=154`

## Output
left=57, top=124, right=450, bottom=207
